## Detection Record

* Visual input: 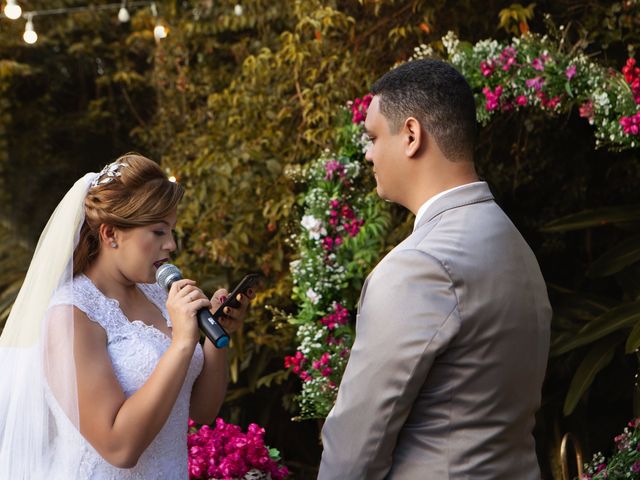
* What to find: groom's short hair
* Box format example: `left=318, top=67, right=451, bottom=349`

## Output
left=371, top=59, right=477, bottom=162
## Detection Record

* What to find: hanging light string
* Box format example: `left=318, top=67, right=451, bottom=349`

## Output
left=1, top=1, right=169, bottom=43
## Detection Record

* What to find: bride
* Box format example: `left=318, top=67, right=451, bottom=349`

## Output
left=0, top=154, right=253, bottom=479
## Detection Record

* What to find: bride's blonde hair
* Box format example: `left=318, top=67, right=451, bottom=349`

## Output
left=73, top=153, right=184, bottom=275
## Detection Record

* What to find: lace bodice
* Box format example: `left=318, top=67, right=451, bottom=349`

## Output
left=49, top=274, right=204, bottom=479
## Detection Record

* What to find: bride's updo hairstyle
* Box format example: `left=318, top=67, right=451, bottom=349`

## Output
left=73, top=153, right=184, bottom=275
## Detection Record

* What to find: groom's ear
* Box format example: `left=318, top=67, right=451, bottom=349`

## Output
left=403, top=117, right=422, bottom=158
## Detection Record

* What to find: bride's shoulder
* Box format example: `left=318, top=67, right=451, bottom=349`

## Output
left=50, top=274, right=101, bottom=310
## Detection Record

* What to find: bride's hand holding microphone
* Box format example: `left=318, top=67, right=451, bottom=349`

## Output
left=166, top=279, right=213, bottom=348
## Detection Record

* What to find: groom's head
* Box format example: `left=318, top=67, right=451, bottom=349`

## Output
left=370, top=59, right=477, bottom=163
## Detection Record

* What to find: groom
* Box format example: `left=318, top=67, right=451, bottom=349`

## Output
left=318, top=59, right=551, bottom=479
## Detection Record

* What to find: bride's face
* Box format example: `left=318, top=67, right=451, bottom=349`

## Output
left=114, top=209, right=178, bottom=284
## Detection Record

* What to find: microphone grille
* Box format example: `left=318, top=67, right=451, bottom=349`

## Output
left=156, top=263, right=182, bottom=290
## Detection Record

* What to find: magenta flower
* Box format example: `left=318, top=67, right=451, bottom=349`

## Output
left=532, top=57, right=545, bottom=71
left=525, top=76, right=545, bottom=92
left=565, top=64, right=577, bottom=80
left=516, top=95, right=528, bottom=106
left=480, top=60, right=494, bottom=77
left=188, top=418, right=288, bottom=480
left=579, top=100, right=594, bottom=123
left=482, top=85, right=503, bottom=111
left=622, top=58, right=640, bottom=104
left=498, top=47, right=517, bottom=71
left=320, top=303, right=351, bottom=330
left=620, top=112, right=640, bottom=135
left=350, top=93, right=373, bottom=124
left=325, top=159, right=345, bottom=180
left=545, top=96, right=561, bottom=109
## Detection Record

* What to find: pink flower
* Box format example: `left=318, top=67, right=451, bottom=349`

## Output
left=579, top=100, right=594, bottom=124
left=620, top=112, right=640, bottom=135
left=325, top=160, right=345, bottom=180
left=531, top=57, right=545, bottom=71
left=480, top=60, right=494, bottom=77
left=482, top=85, right=503, bottom=111
left=525, top=76, right=545, bottom=92
left=622, top=58, right=640, bottom=104
left=545, top=96, right=561, bottom=109
left=565, top=64, right=577, bottom=80
left=350, top=93, right=373, bottom=124
left=516, top=95, right=528, bottom=106
left=320, top=352, right=331, bottom=365
left=501, top=101, right=514, bottom=112
left=498, top=47, right=517, bottom=72
left=322, top=237, right=334, bottom=251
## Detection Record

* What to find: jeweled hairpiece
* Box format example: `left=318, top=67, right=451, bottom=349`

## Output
left=90, top=161, right=129, bottom=187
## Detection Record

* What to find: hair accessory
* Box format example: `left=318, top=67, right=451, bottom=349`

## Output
left=90, top=161, right=129, bottom=188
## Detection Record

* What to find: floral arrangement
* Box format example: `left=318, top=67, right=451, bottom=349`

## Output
left=284, top=95, right=390, bottom=420
left=582, top=418, right=640, bottom=479
left=188, top=418, right=289, bottom=480
left=409, top=31, right=640, bottom=151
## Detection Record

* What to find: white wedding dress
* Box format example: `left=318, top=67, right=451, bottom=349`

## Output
left=47, top=274, right=204, bottom=479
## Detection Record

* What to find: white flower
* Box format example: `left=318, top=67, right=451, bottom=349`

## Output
left=301, top=215, right=326, bottom=240
left=442, top=31, right=459, bottom=55
left=306, top=288, right=321, bottom=304
left=411, top=43, right=435, bottom=60
left=593, top=91, right=611, bottom=114
left=289, top=259, right=301, bottom=273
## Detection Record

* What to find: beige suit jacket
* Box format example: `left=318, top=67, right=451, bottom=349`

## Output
left=319, top=182, right=551, bottom=479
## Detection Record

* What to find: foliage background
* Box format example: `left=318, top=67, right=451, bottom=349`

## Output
left=1, top=1, right=640, bottom=478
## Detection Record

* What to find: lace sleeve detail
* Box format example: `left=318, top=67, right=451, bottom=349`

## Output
left=50, top=275, right=119, bottom=332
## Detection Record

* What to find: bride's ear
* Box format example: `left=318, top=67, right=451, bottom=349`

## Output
left=98, top=224, right=118, bottom=248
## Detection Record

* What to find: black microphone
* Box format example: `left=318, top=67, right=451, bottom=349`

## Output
left=156, top=263, right=230, bottom=348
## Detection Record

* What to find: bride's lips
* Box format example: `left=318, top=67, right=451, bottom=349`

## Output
left=153, top=258, right=169, bottom=269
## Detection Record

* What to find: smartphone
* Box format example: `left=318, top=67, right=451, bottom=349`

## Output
left=211, top=273, right=261, bottom=320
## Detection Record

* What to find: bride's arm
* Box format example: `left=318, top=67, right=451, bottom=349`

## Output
left=74, top=279, right=208, bottom=468
left=189, top=290, right=252, bottom=424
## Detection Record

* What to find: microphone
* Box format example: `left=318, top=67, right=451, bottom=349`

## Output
left=156, top=263, right=230, bottom=348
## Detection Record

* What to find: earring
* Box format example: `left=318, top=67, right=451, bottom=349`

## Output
left=110, top=242, right=118, bottom=248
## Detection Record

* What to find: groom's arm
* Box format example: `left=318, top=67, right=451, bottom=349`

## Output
left=318, top=249, right=461, bottom=480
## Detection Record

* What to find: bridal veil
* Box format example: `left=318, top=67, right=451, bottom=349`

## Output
left=0, top=172, right=97, bottom=479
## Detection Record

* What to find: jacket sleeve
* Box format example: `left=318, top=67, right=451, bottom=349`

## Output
left=318, top=248, right=461, bottom=480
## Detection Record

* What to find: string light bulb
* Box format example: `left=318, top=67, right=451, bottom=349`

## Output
left=3, top=0, right=22, bottom=20
left=153, top=24, right=167, bottom=39
left=22, top=14, right=37, bottom=44
left=234, top=4, right=243, bottom=16
left=150, top=2, right=167, bottom=40
left=117, top=1, right=130, bottom=23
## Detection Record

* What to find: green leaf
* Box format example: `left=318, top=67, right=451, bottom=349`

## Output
left=565, top=81, right=573, bottom=97
left=588, top=235, right=640, bottom=278
left=542, top=206, right=640, bottom=232
left=626, top=320, right=640, bottom=353
left=563, top=335, right=620, bottom=416
left=551, top=302, right=640, bottom=356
